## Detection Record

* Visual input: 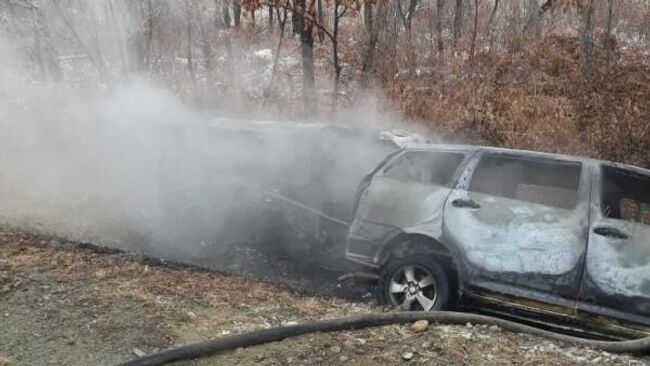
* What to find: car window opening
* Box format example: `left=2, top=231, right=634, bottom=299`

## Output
left=383, top=151, right=465, bottom=187
left=469, top=154, right=582, bottom=209
left=602, top=166, right=650, bottom=225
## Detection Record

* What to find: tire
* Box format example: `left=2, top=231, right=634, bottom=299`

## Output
left=377, top=256, right=451, bottom=311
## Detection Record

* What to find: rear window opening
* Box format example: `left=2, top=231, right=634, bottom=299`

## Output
left=601, top=166, right=650, bottom=225
left=382, top=151, right=465, bottom=187
left=469, top=154, right=582, bottom=209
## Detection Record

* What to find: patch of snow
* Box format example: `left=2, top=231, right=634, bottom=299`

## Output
left=254, top=49, right=273, bottom=62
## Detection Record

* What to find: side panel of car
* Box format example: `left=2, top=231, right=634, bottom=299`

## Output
left=346, top=148, right=471, bottom=266
left=443, top=151, right=592, bottom=303
left=580, top=163, right=650, bottom=323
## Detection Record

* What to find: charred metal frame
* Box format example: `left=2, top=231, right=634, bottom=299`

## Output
left=346, top=144, right=650, bottom=338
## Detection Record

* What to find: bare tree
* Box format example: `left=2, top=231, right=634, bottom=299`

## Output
left=435, top=0, right=445, bottom=57
left=9, top=0, right=61, bottom=81
left=523, top=0, right=553, bottom=36
left=469, top=0, right=479, bottom=65
left=233, top=0, right=241, bottom=28
left=212, top=0, right=223, bottom=27
left=363, top=1, right=373, bottom=33
left=185, top=1, right=196, bottom=83
left=222, top=0, right=231, bottom=27
left=452, top=0, right=463, bottom=51
left=143, top=0, right=155, bottom=72
left=397, top=0, right=418, bottom=74
left=107, top=0, right=129, bottom=76
left=486, top=0, right=499, bottom=50
left=51, top=0, right=107, bottom=80
left=331, top=0, right=348, bottom=111
left=295, top=0, right=316, bottom=110
left=361, top=1, right=387, bottom=88
left=603, top=0, right=614, bottom=65
left=77, top=1, right=108, bottom=78
left=199, top=15, right=213, bottom=79
left=643, top=1, right=650, bottom=45
left=264, top=0, right=289, bottom=104
left=576, top=0, right=595, bottom=128
left=317, top=0, right=324, bottom=41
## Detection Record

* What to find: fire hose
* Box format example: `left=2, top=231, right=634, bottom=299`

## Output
left=117, top=311, right=650, bottom=366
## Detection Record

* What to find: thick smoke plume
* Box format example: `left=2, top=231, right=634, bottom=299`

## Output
left=0, top=36, right=419, bottom=273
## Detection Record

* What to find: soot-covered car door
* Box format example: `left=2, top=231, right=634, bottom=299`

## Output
left=581, top=164, right=650, bottom=324
left=346, top=149, right=468, bottom=265
left=443, top=152, right=591, bottom=303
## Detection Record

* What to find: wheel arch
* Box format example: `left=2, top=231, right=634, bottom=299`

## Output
left=377, top=233, right=467, bottom=291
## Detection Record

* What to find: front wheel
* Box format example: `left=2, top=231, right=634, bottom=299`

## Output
left=377, top=256, right=451, bottom=311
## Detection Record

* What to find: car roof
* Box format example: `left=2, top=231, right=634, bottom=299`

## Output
left=405, top=144, right=650, bottom=175
left=205, top=117, right=428, bottom=148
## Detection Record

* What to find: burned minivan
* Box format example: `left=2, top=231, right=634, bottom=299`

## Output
left=346, top=145, right=650, bottom=339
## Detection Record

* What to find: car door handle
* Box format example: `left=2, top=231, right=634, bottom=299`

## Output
left=451, top=199, right=480, bottom=209
left=593, top=226, right=628, bottom=240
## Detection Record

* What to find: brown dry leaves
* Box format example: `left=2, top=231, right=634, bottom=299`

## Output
left=391, top=34, right=649, bottom=168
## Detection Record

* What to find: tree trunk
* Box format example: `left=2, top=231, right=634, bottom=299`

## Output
left=603, top=0, right=614, bottom=65
left=361, top=2, right=387, bottom=88
left=268, top=5, right=274, bottom=29
left=404, top=0, right=418, bottom=75
left=224, top=31, right=234, bottom=86
left=186, top=2, right=195, bottom=83
left=523, top=0, right=552, bottom=36
left=469, top=0, right=479, bottom=65
left=364, top=3, right=373, bottom=33
left=435, top=0, right=445, bottom=57
left=264, top=1, right=289, bottom=105
left=452, top=0, right=463, bottom=51
left=222, top=0, right=231, bottom=27
left=233, top=0, right=241, bottom=28
left=296, top=0, right=316, bottom=111
left=643, top=1, right=650, bottom=45
left=200, top=26, right=212, bottom=77
left=576, top=0, right=595, bottom=129
left=213, top=0, right=223, bottom=28
left=145, top=0, right=155, bottom=71
left=317, top=0, right=324, bottom=42
left=51, top=0, right=107, bottom=80
left=108, top=0, right=129, bottom=76
left=78, top=1, right=108, bottom=79
left=332, top=0, right=342, bottom=111
left=486, top=0, right=499, bottom=50
left=292, top=2, right=301, bottom=35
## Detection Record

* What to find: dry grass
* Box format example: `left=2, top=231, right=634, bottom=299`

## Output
left=387, top=35, right=649, bottom=168
left=2, top=228, right=650, bottom=365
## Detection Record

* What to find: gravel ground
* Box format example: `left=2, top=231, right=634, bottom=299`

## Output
left=1, top=228, right=649, bottom=366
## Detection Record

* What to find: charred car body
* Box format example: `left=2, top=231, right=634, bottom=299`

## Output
left=346, top=144, right=650, bottom=339
left=155, top=118, right=425, bottom=270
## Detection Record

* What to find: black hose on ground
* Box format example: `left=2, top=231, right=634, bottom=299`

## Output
left=117, top=311, right=650, bottom=366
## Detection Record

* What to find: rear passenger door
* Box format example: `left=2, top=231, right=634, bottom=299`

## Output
left=355, top=149, right=468, bottom=238
left=580, top=165, right=650, bottom=321
left=444, top=152, right=591, bottom=303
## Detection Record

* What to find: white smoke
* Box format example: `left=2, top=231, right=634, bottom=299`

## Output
left=0, top=35, right=419, bottom=271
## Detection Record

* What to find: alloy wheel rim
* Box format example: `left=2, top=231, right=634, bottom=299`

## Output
left=388, top=264, right=438, bottom=311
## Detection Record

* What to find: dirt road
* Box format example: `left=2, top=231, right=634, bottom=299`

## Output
left=1, top=228, right=648, bottom=365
